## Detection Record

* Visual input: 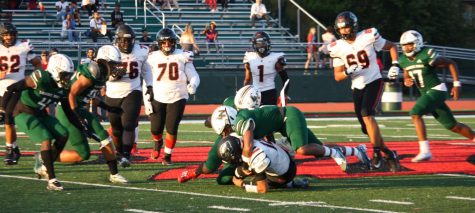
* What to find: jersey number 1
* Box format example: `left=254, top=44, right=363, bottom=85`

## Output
left=258, top=65, right=264, bottom=82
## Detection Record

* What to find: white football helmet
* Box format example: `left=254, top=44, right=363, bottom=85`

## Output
left=234, top=85, right=261, bottom=110
left=211, top=105, right=237, bottom=135
left=95, top=45, right=126, bottom=79
left=400, top=30, right=424, bottom=57
left=96, top=45, right=122, bottom=63
left=46, top=53, right=75, bottom=88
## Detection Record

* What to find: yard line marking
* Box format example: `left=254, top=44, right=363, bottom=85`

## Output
left=369, top=200, right=414, bottom=205
left=208, top=206, right=250, bottom=212
left=447, top=142, right=475, bottom=146
left=0, top=174, right=402, bottom=213
left=268, top=201, right=326, bottom=206
left=124, top=209, right=163, bottom=213
left=445, top=196, right=475, bottom=201
left=136, top=140, right=214, bottom=144
left=436, top=173, right=475, bottom=179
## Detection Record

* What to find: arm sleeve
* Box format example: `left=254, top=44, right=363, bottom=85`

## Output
left=185, top=62, right=200, bottom=88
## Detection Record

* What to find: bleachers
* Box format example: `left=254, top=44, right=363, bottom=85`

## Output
left=5, top=0, right=309, bottom=69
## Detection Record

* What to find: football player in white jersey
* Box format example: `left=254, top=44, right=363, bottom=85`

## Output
left=0, top=22, right=41, bottom=165
left=217, top=135, right=308, bottom=193
left=145, top=28, right=200, bottom=165
left=105, top=24, right=153, bottom=167
left=329, top=11, right=400, bottom=172
left=243, top=31, right=289, bottom=106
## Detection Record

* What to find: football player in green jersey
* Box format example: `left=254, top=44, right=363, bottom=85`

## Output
left=51, top=45, right=128, bottom=183
left=1, top=54, right=77, bottom=191
left=391, top=30, right=475, bottom=162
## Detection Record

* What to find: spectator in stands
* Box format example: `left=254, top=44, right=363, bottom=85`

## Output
left=61, top=16, right=68, bottom=40
left=27, top=0, right=38, bottom=10
left=250, top=0, right=272, bottom=28
left=55, top=0, right=70, bottom=22
left=66, top=13, right=79, bottom=42
left=207, top=0, right=217, bottom=12
left=82, top=0, right=97, bottom=17
left=221, top=0, right=229, bottom=12
left=202, top=21, right=219, bottom=53
left=180, top=23, right=200, bottom=55
left=110, top=3, right=124, bottom=29
left=40, top=50, right=49, bottom=70
left=69, top=1, right=81, bottom=26
left=89, top=11, right=113, bottom=42
left=80, top=47, right=96, bottom=64
left=319, top=26, right=336, bottom=69
left=161, top=0, right=180, bottom=11
left=304, top=27, right=319, bottom=75
left=139, top=27, right=154, bottom=43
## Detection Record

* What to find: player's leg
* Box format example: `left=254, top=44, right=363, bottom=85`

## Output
left=304, top=50, right=312, bottom=75
left=55, top=105, right=90, bottom=162
left=119, top=90, right=142, bottom=160
left=105, top=96, right=124, bottom=155
left=162, top=99, right=187, bottom=165
left=2, top=93, right=21, bottom=165
left=150, top=100, right=167, bottom=159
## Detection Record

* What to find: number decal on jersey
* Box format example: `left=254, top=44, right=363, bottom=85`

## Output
left=157, top=62, right=179, bottom=81
left=346, top=50, right=370, bottom=68
left=0, top=55, right=20, bottom=73
left=121, top=61, right=140, bottom=79
left=37, top=97, right=54, bottom=110
left=409, top=69, right=425, bottom=88
left=257, top=65, right=264, bottom=82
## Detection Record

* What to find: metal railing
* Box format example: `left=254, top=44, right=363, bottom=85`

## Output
left=287, top=0, right=327, bottom=43
left=143, top=0, right=165, bottom=28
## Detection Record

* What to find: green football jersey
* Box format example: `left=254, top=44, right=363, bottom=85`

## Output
left=73, top=64, right=105, bottom=107
left=20, top=69, right=68, bottom=111
left=222, top=96, right=235, bottom=108
left=399, top=47, right=442, bottom=94
left=234, top=105, right=283, bottom=138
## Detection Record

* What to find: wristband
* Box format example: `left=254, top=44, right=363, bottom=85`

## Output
left=453, top=81, right=461, bottom=87
left=391, top=60, right=399, bottom=65
left=244, top=184, right=258, bottom=193
left=242, top=155, right=250, bottom=163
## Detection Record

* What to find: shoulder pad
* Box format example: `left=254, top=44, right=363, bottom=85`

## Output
left=249, top=148, right=270, bottom=174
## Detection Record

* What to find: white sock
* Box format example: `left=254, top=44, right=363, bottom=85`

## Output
left=5, top=143, right=13, bottom=148
left=343, top=147, right=358, bottom=157
left=419, top=140, right=430, bottom=153
left=323, top=146, right=331, bottom=157
left=164, top=147, right=173, bottom=155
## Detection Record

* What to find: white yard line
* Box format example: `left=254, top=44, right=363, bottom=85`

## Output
left=208, top=206, right=251, bottom=212
left=0, top=174, right=402, bottom=213
left=436, top=173, right=475, bottom=179
left=445, top=196, right=475, bottom=201
left=369, top=199, right=414, bottom=205
left=124, top=209, right=163, bottom=213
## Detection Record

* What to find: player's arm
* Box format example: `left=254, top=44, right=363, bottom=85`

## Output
left=276, top=56, right=289, bottom=95
left=433, top=57, right=461, bottom=100
left=241, top=121, right=255, bottom=163
left=69, top=75, right=92, bottom=111
left=382, top=41, right=399, bottom=64
left=333, top=65, right=348, bottom=82
left=243, top=63, right=252, bottom=86
left=402, top=68, right=413, bottom=87
left=185, top=61, right=200, bottom=95
left=0, top=75, right=36, bottom=110
left=29, top=56, right=41, bottom=69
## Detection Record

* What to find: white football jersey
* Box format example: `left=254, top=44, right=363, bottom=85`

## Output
left=249, top=139, right=290, bottom=176
left=146, top=49, right=200, bottom=103
left=106, top=44, right=152, bottom=98
left=243, top=52, right=285, bottom=92
left=0, top=40, right=35, bottom=96
left=328, top=28, right=386, bottom=89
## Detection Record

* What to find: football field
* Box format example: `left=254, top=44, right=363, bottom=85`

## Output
left=1, top=116, right=475, bottom=212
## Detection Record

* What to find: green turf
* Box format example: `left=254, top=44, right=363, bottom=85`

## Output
left=1, top=116, right=475, bottom=212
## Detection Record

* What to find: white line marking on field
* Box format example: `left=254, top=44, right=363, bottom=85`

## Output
left=208, top=206, right=250, bottom=212
left=136, top=140, right=213, bottom=144
left=268, top=201, right=327, bottom=206
left=447, top=142, right=475, bottom=146
left=369, top=199, right=414, bottom=205
left=445, top=196, right=475, bottom=201
left=124, top=208, right=163, bottom=213
left=0, top=174, right=402, bottom=213
left=436, top=173, right=475, bottom=178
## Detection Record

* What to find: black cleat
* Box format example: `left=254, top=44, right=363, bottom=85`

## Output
left=4, top=146, right=21, bottom=165
left=371, top=152, right=383, bottom=170
left=162, top=154, right=172, bottom=165
left=385, top=151, right=400, bottom=173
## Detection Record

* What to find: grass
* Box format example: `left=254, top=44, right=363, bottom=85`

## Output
left=1, top=116, right=475, bottom=212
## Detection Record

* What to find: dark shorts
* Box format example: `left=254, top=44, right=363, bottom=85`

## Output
left=353, top=78, right=384, bottom=117
left=261, top=88, right=277, bottom=106
left=0, top=92, right=20, bottom=125
left=150, top=98, right=187, bottom=135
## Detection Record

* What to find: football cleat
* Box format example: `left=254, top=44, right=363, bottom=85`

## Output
left=331, top=148, right=347, bottom=172
left=33, top=153, right=49, bottom=179
left=117, top=155, right=131, bottom=168
left=151, top=139, right=163, bottom=160
left=371, top=152, right=383, bottom=170
left=178, top=170, right=197, bottom=183
left=411, top=152, right=432, bottom=163
left=385, top=151, right=400, bottom=173
left=109, top=173, right=129, bottom=184
left=289, top=178, right=309, bottom=189
left=355, top=144, right=371, bottom=170
left=47, top=179, right=64, bottom=191
left=162, top=154, right=172, bottom=165
left=4, top=146, right=21, bottom=165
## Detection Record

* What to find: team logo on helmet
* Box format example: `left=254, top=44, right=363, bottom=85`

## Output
left=334, top=11, right=358, bottom=40
left=217, top=135, right=243, bottom=165
left=234, top=85, right=261, bottom=110
left=211, top=105, right=237, bottom=135
left=46, top=54, right=75, bottom=89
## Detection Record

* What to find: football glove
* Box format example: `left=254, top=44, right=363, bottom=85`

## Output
left=187, top=84, right=197, bottom=95
left=145, top=86, right=154, bottom=101
left=344, top=64, right=363, bottom=76
left=387, top=63, right=400, bottom=80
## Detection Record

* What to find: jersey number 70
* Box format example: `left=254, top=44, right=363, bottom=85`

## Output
left=157, top=62, right=179, bottom=81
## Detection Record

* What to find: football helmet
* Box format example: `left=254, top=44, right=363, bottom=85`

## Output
left=334, top=11, right=358, bottom=40
left=115, top=24, right=136, bottom=54
left=252, top=31, right=271, bottom=57
left=400, top=30, right=424, bottom=57
left=234, top=85, right=261, bottom=110
left=0, top=22, right=18, bottom=47
left=156, top=28, right=178, bottom=55
left=46, top=54, right=75, bottom=89
left=95, top=45, right=126, bottom=80
left=211, top=105, right=237, bottom=135
left=217, top=135, right=243, bottom=165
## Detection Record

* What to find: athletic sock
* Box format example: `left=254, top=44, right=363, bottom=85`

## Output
left=122, top=130, right=135, bottom=154
left=381, top=147, right=394, bottom=156
left=107, top=160, right=118, bottom=175
left=373, top=147, right=382, bottom=157
left=323, top=146, right=332, bottom=157
left=341, top=146, right=357, bottom=157
left=51, top=138, right=67, bottom=161
left=40, top=150, right=56, bottom=179
left=418, top=140, right=430, bottom=153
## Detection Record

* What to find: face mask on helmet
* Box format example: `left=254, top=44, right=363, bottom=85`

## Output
left=400, top=30, right=424, bottom=57
left=0, top=23, right=18, bottom=48
left=46, top=54, right=75, bottom=89
left=217, top=135, right=243, bottom=165
left=334, top=11, right=358, bottom=40
left=156, top=28, right=178, bottom=56
left=115, top=24, right=136, bottom=54
left=95, top=45, right=126, bottom=80
left=211, top=106, right=238, bottom=135
left=234, top=85, right=261, bottom=110
left=252, top=32, right=271, bottom=57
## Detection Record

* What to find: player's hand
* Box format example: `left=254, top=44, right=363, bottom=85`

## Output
left=187, top=84, right=197, bottom=95
left=145, top=86, right=154, bottom=101
left=387, top=64, right=400, bottom=80
left=451, top=86, right=460, bottom=100
left=344, top=64, right=363, bottom=76
left=404, top=78, right=414, bottom=87
left=277, top=95, right=291, bottom=107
